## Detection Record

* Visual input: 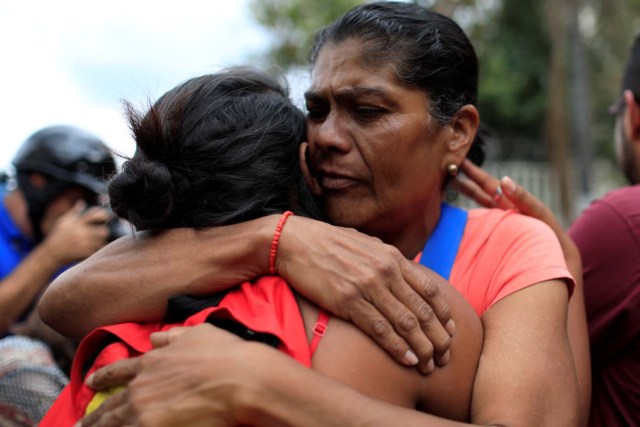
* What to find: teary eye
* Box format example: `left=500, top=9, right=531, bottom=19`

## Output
left=306, top=105, right=328, bottom=121
left=354, top=107, right=385, bottom=120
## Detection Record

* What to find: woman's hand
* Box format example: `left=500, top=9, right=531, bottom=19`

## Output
left=456, top=159, right=581, bottom=275
left=276, top=216, right=455, bottom=374
left=79, top=325, right=256, bottom=427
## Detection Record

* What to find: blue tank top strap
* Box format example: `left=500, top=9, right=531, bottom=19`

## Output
left=418, top=203, right=468, bottom=280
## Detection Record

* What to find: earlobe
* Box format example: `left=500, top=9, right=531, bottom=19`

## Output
left=299, top=142, right=322, bottom=196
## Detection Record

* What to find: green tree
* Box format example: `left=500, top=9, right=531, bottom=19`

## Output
left=249, top=0, right=363, bottom=69
left=472, top=0, right=550, bottom=160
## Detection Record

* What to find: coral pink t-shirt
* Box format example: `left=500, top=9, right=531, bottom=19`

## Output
left=419, top=208, right=574, bottom=316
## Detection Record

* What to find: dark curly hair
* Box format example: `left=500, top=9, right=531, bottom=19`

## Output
left=108, top=67, right=323, bottom=231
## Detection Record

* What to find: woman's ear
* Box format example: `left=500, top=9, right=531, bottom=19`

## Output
left=441, top=104, right=479, bottom=170
left=623, top=90, right=640, bottom=142
left=299, top=142, right=322, bottom=196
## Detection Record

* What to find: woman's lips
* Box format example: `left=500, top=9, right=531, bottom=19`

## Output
left=321, top=175, right=358, bottom=190
left=319, top=172, right=360, bottom=190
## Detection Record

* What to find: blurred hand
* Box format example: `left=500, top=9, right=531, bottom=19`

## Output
left=456, top=159, right=581, bottom=275
left=41, top=201, right=111, bottom=267
left=277, top=216, right=455, bottom=374
left=80, top=324, right=262, bottom=427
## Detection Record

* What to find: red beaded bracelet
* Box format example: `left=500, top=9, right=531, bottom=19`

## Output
left=269, top=211, right=294, bottom=274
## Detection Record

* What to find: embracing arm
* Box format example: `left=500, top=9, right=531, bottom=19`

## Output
left=256, top=281, right=578, bottom=426
left=39, top=213, right=452, bottom=371
left=83, top=281, right=577, bottom=427
left=38, top=216, right=275, bottom=338
left=81, top=325, right=470, bottom=427
left=259, top=282, right=575, bottom=427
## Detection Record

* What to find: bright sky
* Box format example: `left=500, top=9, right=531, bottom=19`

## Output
left=0, top=0, right=275, bottom=171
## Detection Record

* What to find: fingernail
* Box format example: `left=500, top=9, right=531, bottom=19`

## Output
left=501, top=176, right=516, bottom=194
left=425, top=358, right=435, bottom=374
left=404, top=350, right=419, bottom=366
left=445, top=319, right=456, bottom=336
left=85, top=373, right=94, bottom=387
left=492, top=185, right=503, bottom=202
left=440, top=349, right=451, bottom=365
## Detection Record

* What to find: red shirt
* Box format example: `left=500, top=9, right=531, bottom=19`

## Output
left=569, top=185, right=640, bottom=427
left=41, top=276, right=323, bottom=426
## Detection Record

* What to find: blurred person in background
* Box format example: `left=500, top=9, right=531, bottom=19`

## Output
left=457, top=32, right=640, bottom=427
left=0, top=125, right=116, bottom=426
left=568, top=33, right=640, bottom=427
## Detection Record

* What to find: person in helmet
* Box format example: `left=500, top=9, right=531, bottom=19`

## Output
left=0, top=125, right=116, bottom=426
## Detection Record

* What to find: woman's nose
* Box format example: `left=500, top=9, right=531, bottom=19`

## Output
left=309, top=113, right=352, bottom=154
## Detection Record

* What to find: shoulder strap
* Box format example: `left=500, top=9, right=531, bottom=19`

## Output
left=309, top=310, right=330, bottom=356
left=418, top=203, right=468, bottom=280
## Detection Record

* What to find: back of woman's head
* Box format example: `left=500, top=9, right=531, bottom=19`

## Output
left=109, top=67, right=322, bottom=230
left=311, top=1, right=485, bottom=165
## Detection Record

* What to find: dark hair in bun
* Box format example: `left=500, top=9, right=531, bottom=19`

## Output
left=109, top=67, right=323, bottom=230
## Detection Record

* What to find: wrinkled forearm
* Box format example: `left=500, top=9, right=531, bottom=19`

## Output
left=234, top=343, right=471, bottom=427
left=39, top=217, right=276, bottom=338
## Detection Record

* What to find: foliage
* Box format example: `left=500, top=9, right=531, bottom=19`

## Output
left=473, top=0, right=550, bottom=160
left=249, top=0, right=363, bottom=69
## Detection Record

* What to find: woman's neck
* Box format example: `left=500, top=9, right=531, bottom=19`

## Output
left=372, top=202, right=442, bottom=260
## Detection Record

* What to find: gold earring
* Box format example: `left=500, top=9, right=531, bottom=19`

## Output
left=446, top=163, right=459, bottom=177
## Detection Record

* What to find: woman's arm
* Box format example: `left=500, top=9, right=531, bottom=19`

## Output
left=81, top=283, right=578, bottom=427
left=457, top=160, right=590, bottom=427
left=39, top=214, right=453, bottom=371
left=470, top=280, right=578, bottom=426
left=38, top=216, right=275, bottom=338
left=80, top=325, right=466, bottom=427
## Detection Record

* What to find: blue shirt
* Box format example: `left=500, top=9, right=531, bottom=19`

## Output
left=0, top=186, right=34, bottom=334
left=0, top=191, right=33, bottom=279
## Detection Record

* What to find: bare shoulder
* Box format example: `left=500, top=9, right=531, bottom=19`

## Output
left=298, top=277, right=483, bottom=422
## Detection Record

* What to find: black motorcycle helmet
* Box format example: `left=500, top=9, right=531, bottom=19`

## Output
left=12, top=125, right=117, bottom=241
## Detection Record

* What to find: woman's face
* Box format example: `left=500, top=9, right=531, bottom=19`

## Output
left=303, top=39, right=458, bottom=251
